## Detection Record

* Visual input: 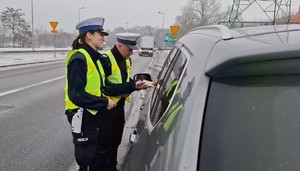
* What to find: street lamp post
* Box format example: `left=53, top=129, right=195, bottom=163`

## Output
left=78, top=7, right=84, bottom=22
left=125, top=22, right=129, bottom=30
left=158, top=12, right=165, bottom=49
left=31, top=0, right=34, bottom=51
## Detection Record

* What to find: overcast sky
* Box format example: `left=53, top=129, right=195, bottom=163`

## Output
left=1, top=0, right=300, bottom=33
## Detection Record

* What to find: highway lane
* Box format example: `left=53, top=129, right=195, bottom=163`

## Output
left=0, top=61, right=70, bottom=171
left=0, top=61, right=65, bottom=96
left=0, top=53, right=153, bottom=171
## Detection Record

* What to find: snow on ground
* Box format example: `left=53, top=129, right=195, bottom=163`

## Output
left=0, top=47, right=135, bottom=67
left=0, top=48, right=72, bottom=67
left=0, top=51, right=67, bottom=67
left=0, top=47, right=71, bottom=52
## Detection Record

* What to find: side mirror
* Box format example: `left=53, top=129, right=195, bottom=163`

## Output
left=133, top=73, right=152, bottom=81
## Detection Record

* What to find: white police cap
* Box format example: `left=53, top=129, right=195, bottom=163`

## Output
left=116, top=32, right=141, bottom=50
left=76, top=17, right=109, bottom=36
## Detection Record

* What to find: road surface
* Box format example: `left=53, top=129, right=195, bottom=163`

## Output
left=0, top=52, right=158, bottom=171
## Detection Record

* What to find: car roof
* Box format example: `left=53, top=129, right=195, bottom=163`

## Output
left=182, top=24, right=300, bottom=78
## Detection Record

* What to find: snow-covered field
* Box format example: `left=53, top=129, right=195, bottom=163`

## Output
left=0, top=51, right=66, bottom=67
left=0, top=47, right=71, bottom=52
left=0, top=47, right=138, bottom=67
left=0, top=48, right=69, bottom=67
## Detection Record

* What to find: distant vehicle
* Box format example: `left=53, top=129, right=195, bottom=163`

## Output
left=139, top=36, right=155, bottom=57
left=123, top=24, right=300, bottom=171
left=158, top=44, right=166, bottom=51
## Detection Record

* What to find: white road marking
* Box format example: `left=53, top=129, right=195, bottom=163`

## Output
left=0, top=76, right=65, bottom=97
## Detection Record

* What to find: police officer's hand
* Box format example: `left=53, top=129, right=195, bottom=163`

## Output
left=135, top=80, right=148, bottom=90
left=107, top=99, right=117, bottom=110
left=152, top=79, right=159, bottom=88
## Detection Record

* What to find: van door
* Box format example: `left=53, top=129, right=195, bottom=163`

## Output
left=123, top=46, right=190, bottom=170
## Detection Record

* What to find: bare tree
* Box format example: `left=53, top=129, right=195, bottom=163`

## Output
left=0, top=23, right=7, bottom=47
left=103, top=27, right=124, bottom=48
left=0, top=7, right=31, bottom=47
left=27, top=26, right=75, bottom=48
left=175, top=0, right=230, bottom=35
left=129, top=25, right=156, bottom=37
left=55, top=30, right=76, bottom=48
left=15, top=21, right=31, bottom=47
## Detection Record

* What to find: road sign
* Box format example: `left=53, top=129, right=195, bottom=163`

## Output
left=170, top=25, right=180, bottom=35
left=170, top=25, right=180, bottom=42
left=51, top=30, right=58, bottom=33
left=49, top=21, right=58, bottom=30
left=170, top=35, right=177, bottom=39
left=164, top=34, right=170, bottom=43
left=49, top=21, right=58, bottom=57
left=164, top=33, right=177, bottom=43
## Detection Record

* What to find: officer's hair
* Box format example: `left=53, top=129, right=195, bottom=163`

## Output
left=72, top=33, right=86, bottom=50
left=71, top=31, right=98, bottom=50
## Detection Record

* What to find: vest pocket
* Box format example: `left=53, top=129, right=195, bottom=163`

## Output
left=72, top=129, right=99, bottom=165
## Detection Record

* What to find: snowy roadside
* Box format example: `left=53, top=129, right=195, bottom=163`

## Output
left=0, top=48, right=139, bottom=68
left=0, top=51, right=67, bottom=68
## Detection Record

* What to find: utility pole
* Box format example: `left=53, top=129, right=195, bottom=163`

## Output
left=158, top=12, right=165, bottom=49
left=78, top=7, right=84, bottom=22
left=31, top=0, right=34, bottom=51
left=125, top=22, right=129, bottom=30
left=228, top=0, right=292, bottom=28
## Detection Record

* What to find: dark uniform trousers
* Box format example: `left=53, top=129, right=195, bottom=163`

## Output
left=66, top=109, right=112, bottom=171
left=101, top=105, right=125, bottom=171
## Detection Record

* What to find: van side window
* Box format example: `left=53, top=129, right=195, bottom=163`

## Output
left=150, top=47, right=180, bottom=110
left=156, top=47, right=179, bottom=82
left=150, top=51, right=188, bottom=124
left=200, top=75, right=300, bottom=171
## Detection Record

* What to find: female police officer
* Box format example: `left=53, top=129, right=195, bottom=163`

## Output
left=65, top=17, right=116, bottom=171
left=65, top=17, right=148, bottom=171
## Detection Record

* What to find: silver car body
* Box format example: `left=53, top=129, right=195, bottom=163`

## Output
left=123, top=24, right=300, bottom=171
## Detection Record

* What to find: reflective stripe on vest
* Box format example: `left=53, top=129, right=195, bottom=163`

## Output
left=163, top=101, right=183, bottom=132
left=163, top=88, right=182, bottom=131
left=65, top=48, right=105, bottom=115
left=166, top=79, right=179, bottom=102
left=104, top=50, right=131, bottom=103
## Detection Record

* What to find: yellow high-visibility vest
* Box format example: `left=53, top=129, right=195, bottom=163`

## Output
left=104, top=50, right=131, bottom=103
left=65, top=48, right=105, bottom=115
left=163, top=88, right=182, bottom=131
left=163, top=101, right=183, bottom=131
left=166, top=79, right=179, bottom=102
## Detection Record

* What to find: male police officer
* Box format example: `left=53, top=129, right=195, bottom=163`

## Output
left=101, top=33, right=147, bottom=170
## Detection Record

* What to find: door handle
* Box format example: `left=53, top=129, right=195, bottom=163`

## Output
left=140, top=103, right=145, bottom=110
left=129, top=129, right=138, bottom=144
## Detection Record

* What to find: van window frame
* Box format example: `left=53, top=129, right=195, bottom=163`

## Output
left=149, top=47, right=189, bottom=125
left=149, top=47, right=180, bottom=113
